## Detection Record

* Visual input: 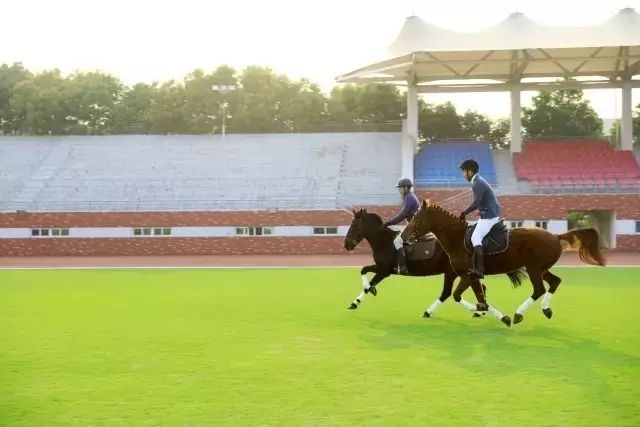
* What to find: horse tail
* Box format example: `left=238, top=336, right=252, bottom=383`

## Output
left=557, top=227, right=606, bottom=266
left=506, top=268, right=526, bottom=289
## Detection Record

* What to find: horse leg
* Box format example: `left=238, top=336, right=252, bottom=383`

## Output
left=348, top=265, right=377, bottom=309
left=348, top=267, right=388, bottom=310
left=471, top=277, right=511, bottom=327
left=422, top=271, right=456, bottom=318
left=541, top=270, right=562, bottom=320
left=454, top=276, right=511, bottom=327
left=452, top=276, right=476, bottom=311
left=471, top=281, right=488, bottom=318
left=360, top=265, right=378, bottom=293
left=513, top=267, right=547, bottom=324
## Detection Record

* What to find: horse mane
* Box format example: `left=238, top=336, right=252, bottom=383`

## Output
left=427, top=202, right=466, bottom=225
left=354, top=208, right=383, bottom=224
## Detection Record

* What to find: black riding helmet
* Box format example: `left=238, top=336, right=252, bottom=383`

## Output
left=396, top=178, right=413, bottom=188
left=459, top=159, right=479, bottom=174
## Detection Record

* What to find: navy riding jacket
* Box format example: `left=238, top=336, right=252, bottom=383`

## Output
left=385, top=191, right=420, bottom=226
left=462, top=174, right=501, bottom=219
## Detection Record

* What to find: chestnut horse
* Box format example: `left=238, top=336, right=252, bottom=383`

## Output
left=344, top=208, right=526, bottom=320
left=402, top=200, right=606, bottom=325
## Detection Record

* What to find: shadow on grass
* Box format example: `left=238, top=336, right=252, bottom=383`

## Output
left=357, top=317, right=638, bottom=411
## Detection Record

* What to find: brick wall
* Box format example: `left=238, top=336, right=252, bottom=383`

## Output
left=1, top=192, right=638, bottom=256
left=617, top=235, right=640, bottom=252
left=0, top=237, right=370, bottom=257
left=0, top=210, right=352, bottom=228
left=417, top=191, right=640, bottom=220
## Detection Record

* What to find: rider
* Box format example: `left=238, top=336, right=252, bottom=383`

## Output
left=459, top=159, right=502, bottom=279
left=383, top=177, right=420, bottom=275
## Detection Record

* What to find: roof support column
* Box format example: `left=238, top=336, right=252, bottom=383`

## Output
left=620, top=80, right=633, bottom=151
left=510, top=83, right=522, bottom=153
left=402, top=83, right=419, bottom=180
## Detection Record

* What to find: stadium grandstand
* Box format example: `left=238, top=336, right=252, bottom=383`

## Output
left=0, top=132, right=639, bottom=256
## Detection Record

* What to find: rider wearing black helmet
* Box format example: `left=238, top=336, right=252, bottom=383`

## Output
left=384, top=177, right=420, bottom=275
left=459, top=159, right=502, bottom=279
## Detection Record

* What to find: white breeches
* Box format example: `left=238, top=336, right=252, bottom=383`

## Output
left=471, top=217, right=500, bottom=246
left=390, top=225, right=404, bottom=250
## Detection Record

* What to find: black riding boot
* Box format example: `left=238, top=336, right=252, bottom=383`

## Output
left=397, top=247, right=409, bottom=275
left=469, top=245, right=485, bottom=279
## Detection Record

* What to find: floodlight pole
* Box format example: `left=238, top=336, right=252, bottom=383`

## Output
left=211, top=84, right=236, bottom=139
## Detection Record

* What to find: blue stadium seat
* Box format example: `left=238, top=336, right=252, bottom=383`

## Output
left=414, top=141, right=497, bottom=187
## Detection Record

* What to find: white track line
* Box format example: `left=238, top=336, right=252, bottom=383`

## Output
left=0, top=265, right=638, bottom=271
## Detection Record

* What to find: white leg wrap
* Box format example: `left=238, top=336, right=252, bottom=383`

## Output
left=516, top=297, right=535, bottom=315
left=459, top=298, right=477, bottom=311
left=426, top=299, right=442, bottom=315
left=355, top=291, right=366, bottom=305
left=487, top=305, right=504, bottom=320
left=361, top=275, right=370, bottom=290
left=542, top=292, right=553, bottom=309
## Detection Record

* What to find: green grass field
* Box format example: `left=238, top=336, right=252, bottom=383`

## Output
left=1, top=267, right=639, bottom=426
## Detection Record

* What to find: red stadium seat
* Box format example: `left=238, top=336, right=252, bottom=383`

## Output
left=516, top=140, right=640, bottom=192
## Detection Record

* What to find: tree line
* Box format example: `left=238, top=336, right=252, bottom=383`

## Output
left=1, top=62, right=638, bottom=146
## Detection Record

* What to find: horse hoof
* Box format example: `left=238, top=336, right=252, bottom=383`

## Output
left=369, top=286, right=377, bottom=297
left=472, top=312, right=484, bottom=318
left=501, top=316, right=512, bottom=327
left=513, top=313, right=523, bottom=324
left=347, top=303, right=358, bottom=310
left=422, top=311, right=431, bottom=318
left=543, top=308, right=553, bottom=319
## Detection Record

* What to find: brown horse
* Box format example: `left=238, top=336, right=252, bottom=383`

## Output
left=344, top=208, right=526, bottom=319
left=402, top=200, right=606, bottom=325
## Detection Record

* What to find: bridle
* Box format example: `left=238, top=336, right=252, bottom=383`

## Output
left=346, top=214, right=384, bottom=248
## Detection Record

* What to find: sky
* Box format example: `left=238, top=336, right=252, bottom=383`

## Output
left=2, top=0, right=639, bottom=120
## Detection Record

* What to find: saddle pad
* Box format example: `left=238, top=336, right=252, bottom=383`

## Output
left=405, top=233, right=438, bottom=261
left=464, top=220, right=509, bottom=255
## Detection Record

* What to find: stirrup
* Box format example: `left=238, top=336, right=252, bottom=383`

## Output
left=397, top=264, right=409, bottom=275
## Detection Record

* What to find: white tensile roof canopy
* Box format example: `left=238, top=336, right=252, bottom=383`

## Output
left=338, top=8, right=640, bottom=91
left=337, top=8, right=640, bottom=177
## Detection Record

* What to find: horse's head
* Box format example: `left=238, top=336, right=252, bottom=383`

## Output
left=344, top=208, right=384, bottom=251
left=402, top=200, right=464, bottom=244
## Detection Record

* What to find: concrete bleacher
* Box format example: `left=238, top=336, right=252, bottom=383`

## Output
left=414, top=141, right=497, bottom=187
left=513, top=140, right=640, bottom=193
left=0, top=134, right=401, bottom=212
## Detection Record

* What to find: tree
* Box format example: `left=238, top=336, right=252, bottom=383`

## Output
left=328, top=84, right=404, bottom=131
left=10, top=70, right=69, bottom=135
left=489, top=118, right=512, bottom=149
left=522, top=89, right=603, bottom=139
left=181, top=67, right=241, bottom=134
left=146, top=80, right=188, bottom=134
left=277, top=79, right=328, bottom=132
left=63, top=71, right=125, bottom=134
left=112, top=83, right=157, bottom=134
left=0, top=63, right=32, bottom=134
left=419, top=101, right=462, bottom=141
left=233, top=66, right=285, bottom=133
left=355, top=84, right=404, bottom=125
left=460, top=110, right=492, bottom=140
left=608, top=105, right=640, bottom=148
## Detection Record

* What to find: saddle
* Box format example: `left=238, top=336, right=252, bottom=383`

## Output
left=404, top=233, right=438, bottom=261
left=464, top=220, right=509, bottom=255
